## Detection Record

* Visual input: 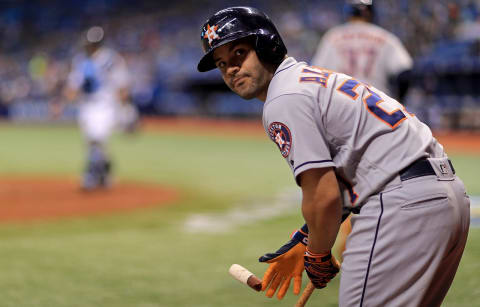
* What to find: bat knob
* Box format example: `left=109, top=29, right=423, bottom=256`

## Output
left=229, top=264, right=262, bottom=292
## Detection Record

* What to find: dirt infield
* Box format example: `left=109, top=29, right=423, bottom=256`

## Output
left=434, top=132, right=480, bottom=154
left=1, top=118, right=477, bottom=223
left=0, top=177, right=178, bottom=222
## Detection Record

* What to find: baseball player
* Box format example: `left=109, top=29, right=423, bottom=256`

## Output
left=311, top=0, right=412, bottom=102
left=63, top=26, right=132, bottom=190
left=197, top=7, right=470, bottom=306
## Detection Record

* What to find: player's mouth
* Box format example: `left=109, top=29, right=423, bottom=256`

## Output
left=232, top=76, right=247, bottom=88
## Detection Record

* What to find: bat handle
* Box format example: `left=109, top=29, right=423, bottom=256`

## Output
left=295, top=281, right=315, bottom=307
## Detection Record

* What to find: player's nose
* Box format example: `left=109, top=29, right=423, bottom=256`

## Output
left=226, top=63, right=240, bottom=77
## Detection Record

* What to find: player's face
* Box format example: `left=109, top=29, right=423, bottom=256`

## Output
left=85, top=42, right=101, bottom=56
left=213, top=39, right=273, bottom=101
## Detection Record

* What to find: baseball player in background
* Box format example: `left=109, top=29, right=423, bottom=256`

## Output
left=311, top=0, right=413, bottom=102
left=197, top=7, right=470, bottom=306
left=63, top=26, right=135, bottom=190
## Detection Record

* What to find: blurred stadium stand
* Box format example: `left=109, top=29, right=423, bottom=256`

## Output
left=1, top=0, right=480, bottom=130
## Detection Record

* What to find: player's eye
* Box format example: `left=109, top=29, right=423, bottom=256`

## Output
left=235, top=48, right=245, bottom=57
left=217, top=61, right=226, bottom=69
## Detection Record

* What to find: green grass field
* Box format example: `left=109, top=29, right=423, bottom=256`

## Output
left=0, top=122, right=478, bottom=307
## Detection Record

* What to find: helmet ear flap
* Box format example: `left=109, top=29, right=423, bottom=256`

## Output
left=255, top=34, right=287, bottom=65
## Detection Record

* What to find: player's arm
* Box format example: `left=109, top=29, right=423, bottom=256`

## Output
left=260, top=93, right=340, bottom=292
left=258, top=167, right=343, bottom=298
left=300, top=167, right=342, bottom=289
left=62, top=57, right=84, bottom=103
left=310, top=31, right=334, bottom=67
left=386, top=36, right=413, bottom=103
left=62, top=86, right=79, bottom=102
left=117, top=87, right=131, bottom=105
left=391, top=69, right=411, bottom=103
left=113, top=54, right=131, bottom=105
left=300, top=167, right=342, bottom=252
left=54, top=66, right=80, bottom=119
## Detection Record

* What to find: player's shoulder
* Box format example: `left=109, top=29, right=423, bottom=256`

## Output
left=96, top=47, right=127, bottom=67
left=320, top=24, right=349, bottom=41
left=360, top=22, right=404, bottom=44
left=264, top=58, right=340, bottom=120
left=95, top=47, right=120, bottom=60
left=71, top=53, right=85, bottom=64
left=267, top=57, right=331, bottom=102
left=330, top=21, right=400, bottom=44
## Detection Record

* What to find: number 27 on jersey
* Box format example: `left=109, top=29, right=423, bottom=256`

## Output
left=300, top=66, right=411, bottom=129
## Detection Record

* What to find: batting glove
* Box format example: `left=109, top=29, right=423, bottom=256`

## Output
left=304, top=248, right=340, bottom=289
left=258, top=224, right=308, bottom=299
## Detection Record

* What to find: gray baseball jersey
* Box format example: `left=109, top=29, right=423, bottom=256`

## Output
left=263, top=57, right=443, bottom=209
left=263, top=57, right=470, bottom=306
left=311, top=21, right=413, bottom=96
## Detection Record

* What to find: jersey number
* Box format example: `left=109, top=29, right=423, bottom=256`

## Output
left=341, top=48, right=377, bottom=78
left=338, top=79, right=409, bottom=128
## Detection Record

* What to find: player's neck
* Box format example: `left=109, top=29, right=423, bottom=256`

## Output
left=256, top=70, right=275, bottom=102
left=257, top=58, right=285, bottom=102
left=349, top=17, right=371, bottom=23
left=257, top=89, right=268, bottom=102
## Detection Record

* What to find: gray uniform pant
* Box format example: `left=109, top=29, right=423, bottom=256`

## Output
left=339, top=158, right=470, bottom=307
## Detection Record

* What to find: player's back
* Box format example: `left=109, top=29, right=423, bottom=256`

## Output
left=263, top=58, right=443, bottom=207
left=311, top=21, right=412, bottom=95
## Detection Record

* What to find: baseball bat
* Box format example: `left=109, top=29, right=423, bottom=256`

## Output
left=295, top=281, right=315, bottom=307
left=228, top=264, right=262, bottom=291
left=229, top=264, right=315, bottom=306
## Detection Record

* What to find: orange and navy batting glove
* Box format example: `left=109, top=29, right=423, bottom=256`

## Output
left=258, top=224, right=308, bottom=299
left=303, top=248, right=340, bottom=289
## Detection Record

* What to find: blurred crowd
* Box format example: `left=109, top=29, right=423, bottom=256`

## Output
left=1, top=0, right=480, bottom=129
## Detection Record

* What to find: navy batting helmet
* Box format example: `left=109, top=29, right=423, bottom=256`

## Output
left=197, top=6, right=287, bottom=72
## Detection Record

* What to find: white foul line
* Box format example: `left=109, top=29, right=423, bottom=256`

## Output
left=183, top=188, right=301, bottom=233
left=184, top=192, right=480, bottom=232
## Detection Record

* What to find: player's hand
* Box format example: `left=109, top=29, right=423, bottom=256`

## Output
left=258, top=225, right=308, bottom=299
left=303, top=248, right=340, bottom=289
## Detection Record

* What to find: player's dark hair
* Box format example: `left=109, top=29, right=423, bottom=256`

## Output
left=344, top=0, right=374, bottom=22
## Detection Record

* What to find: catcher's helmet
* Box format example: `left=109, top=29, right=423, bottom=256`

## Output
left=197, top=6, right=287, bottom=72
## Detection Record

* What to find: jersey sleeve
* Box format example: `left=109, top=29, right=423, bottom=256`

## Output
left=310, top=32, right=334, bottom=69
left=385, top=36, right=413, bottom=76
left=263, top=93, right=335, bottom=186
left=66, top=55, right=84, bottom=91
left=111, top=54, right=130, bottom=89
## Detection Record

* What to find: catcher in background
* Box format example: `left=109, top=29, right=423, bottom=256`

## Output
left=63, top=26, right=137, bottom=190
left=197, top=6, right=470, bottom=306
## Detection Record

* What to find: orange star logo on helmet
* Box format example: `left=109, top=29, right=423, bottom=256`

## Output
left=204, top=24, right=220, bottom=46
